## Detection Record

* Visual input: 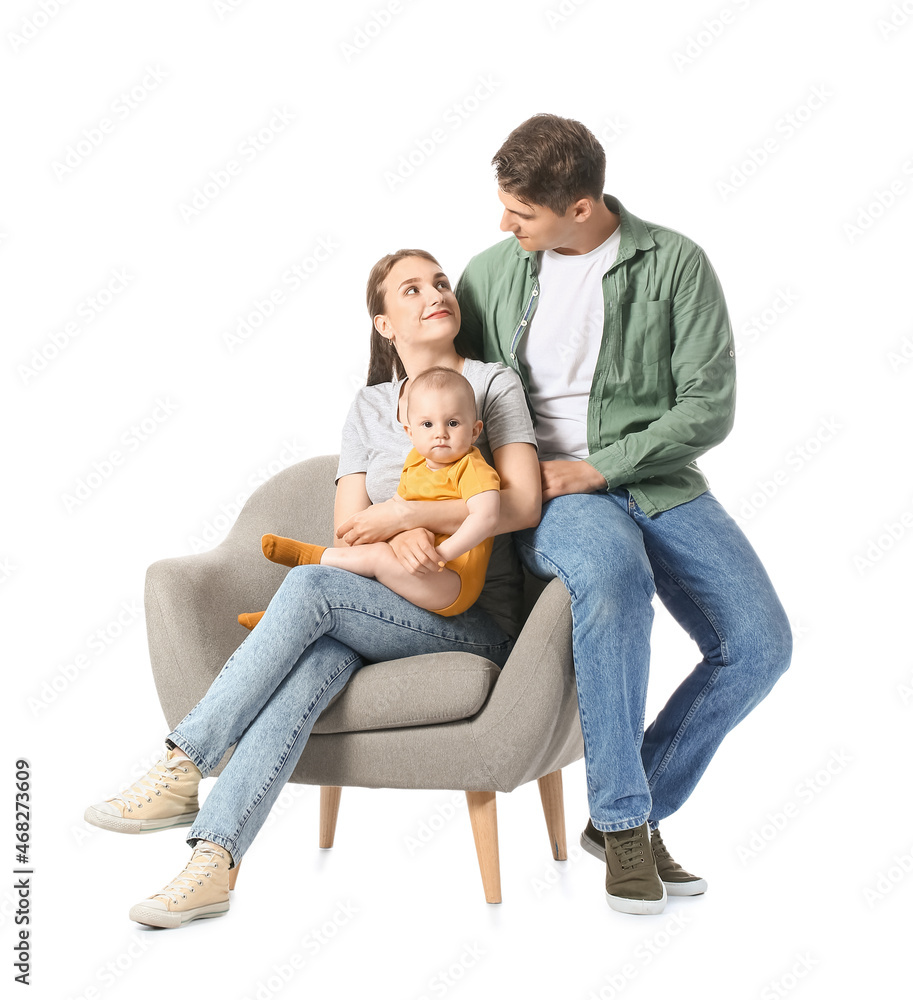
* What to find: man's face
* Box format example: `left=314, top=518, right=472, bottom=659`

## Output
left=404, top=385, right=482, bottom=470
left=497, top=188, right=577, bottom=252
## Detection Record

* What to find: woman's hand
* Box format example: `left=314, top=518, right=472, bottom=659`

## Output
left=387, top=527, right=441, bottom=575
left=335, top=499, right=407, bottom=546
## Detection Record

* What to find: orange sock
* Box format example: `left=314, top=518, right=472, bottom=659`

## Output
left=237, top=611, right=265, bottom=630
left=261, top=534, right=326, bottom=567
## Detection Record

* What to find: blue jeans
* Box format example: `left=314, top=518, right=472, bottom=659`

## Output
left=514, top=489, right=791, bottom=833
left=167, top=565, right=513, bottom=864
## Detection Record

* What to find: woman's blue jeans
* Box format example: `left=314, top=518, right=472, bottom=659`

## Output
left=167, top=565, right=513, bottom=865
left=514, top=489, right=792, bottom=833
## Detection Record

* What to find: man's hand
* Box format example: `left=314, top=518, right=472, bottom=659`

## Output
left=387, top=527, right=441, bottom=575
left=540, top=460, right=606, bottom=502
left=335, top=499, right=406, bottom=546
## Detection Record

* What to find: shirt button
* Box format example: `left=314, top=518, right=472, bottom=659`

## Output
left=520, top=320, right=528, bottom=326
left=729, top=350, right=734, bottom=357
left=532, top=289, right=539, bottom=296
left=509, top=353, right=516, bottom=359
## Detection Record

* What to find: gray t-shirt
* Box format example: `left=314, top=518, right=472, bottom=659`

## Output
left=336, top=358, right=537, bottom=638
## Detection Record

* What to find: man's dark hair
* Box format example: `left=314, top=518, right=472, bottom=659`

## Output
left=492, top=113, right=606, bottom=215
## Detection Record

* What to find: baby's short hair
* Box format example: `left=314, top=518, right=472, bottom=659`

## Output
left=407, top=366, right=478, bottom=420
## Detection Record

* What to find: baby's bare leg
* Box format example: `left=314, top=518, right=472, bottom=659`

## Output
left=322, top=543, right=461, bottom=612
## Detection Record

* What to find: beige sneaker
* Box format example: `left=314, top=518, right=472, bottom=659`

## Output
left=129, top=842, right=231, bottom=928
left=84, top=748, right=201, bottom=834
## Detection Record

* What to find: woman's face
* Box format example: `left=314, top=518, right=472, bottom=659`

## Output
left=374, top=256, right=461, bottom=351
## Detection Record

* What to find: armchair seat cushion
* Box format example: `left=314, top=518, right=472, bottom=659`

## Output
left=310, top=652, right=500, bottom=734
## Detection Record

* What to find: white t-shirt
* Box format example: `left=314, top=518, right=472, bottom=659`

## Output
left=518, top=227, right=621, bottom=461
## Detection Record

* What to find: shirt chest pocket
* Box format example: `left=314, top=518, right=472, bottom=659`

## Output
left=620, top=299, right=671, bottom=366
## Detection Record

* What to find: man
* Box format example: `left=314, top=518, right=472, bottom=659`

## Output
left=455, top=114, right=791, bottom=915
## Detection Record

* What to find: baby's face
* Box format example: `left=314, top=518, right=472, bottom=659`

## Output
left=405, top=385, right=482, bottom=469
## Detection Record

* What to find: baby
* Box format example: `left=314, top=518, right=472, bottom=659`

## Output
left=241, top=367, right=500, bottom=623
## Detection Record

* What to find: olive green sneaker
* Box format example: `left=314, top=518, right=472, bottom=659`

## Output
left=602, top=823, right=666, bottom=914
left=84, top=747, right=201, bottom=834
left=129, top=842, right=231, bottom=928
left=581, top=819, right=708, bottom=896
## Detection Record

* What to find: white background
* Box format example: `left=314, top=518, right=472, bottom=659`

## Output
left=4, top=0, right=913, bottom=997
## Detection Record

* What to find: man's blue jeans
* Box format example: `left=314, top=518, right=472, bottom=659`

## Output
left=166, top=565, right=513, bottom=865
left=514, top=489, right=791, bottom=833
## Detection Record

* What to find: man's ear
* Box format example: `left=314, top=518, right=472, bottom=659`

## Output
left=571, top=197, right=594, bottom=223
left=471, top=419, right=483, bottom=444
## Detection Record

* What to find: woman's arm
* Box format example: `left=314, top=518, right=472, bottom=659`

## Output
left=333, top=473, right=371, bottom=548
left=337, top=441, right=541, bottom=546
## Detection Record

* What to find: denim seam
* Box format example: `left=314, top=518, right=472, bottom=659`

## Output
left=227, top=651, right=362, bottom=852
left=645, top=549, right=730, bottom=668
left=646, top=663, right=723, bottom=787
left=323, top=601, right=513, bottom=654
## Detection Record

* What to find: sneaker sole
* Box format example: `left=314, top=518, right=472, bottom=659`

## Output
left=129, top=900, right=229, bottom=928
left=605, top=885, right=667, bottom=915
left=84, top=805, right=199, bottom=835
left=581, top=829, right=708, bottom=896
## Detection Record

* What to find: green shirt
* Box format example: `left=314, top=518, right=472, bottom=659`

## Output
left=455, top=195, right=736, bottom=516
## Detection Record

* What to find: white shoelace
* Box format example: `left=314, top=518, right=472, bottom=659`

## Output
left=113, top=754, right=192, bottom=812
left=153, top=846, right=225, bottom=904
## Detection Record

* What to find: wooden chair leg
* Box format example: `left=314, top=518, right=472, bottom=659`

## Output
left=537, top=770, right=568, bottom=861
left=465, top=790, right=501, bottom=903
left=228, top=859, right=242, bottom=891
left=319, top=785, right=342, bottom=848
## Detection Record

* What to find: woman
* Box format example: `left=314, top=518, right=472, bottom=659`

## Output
left=84, top=249, right=541, bottom=928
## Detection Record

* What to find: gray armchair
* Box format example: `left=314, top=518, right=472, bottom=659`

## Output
left=144, top=455, right=583, bottom=902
